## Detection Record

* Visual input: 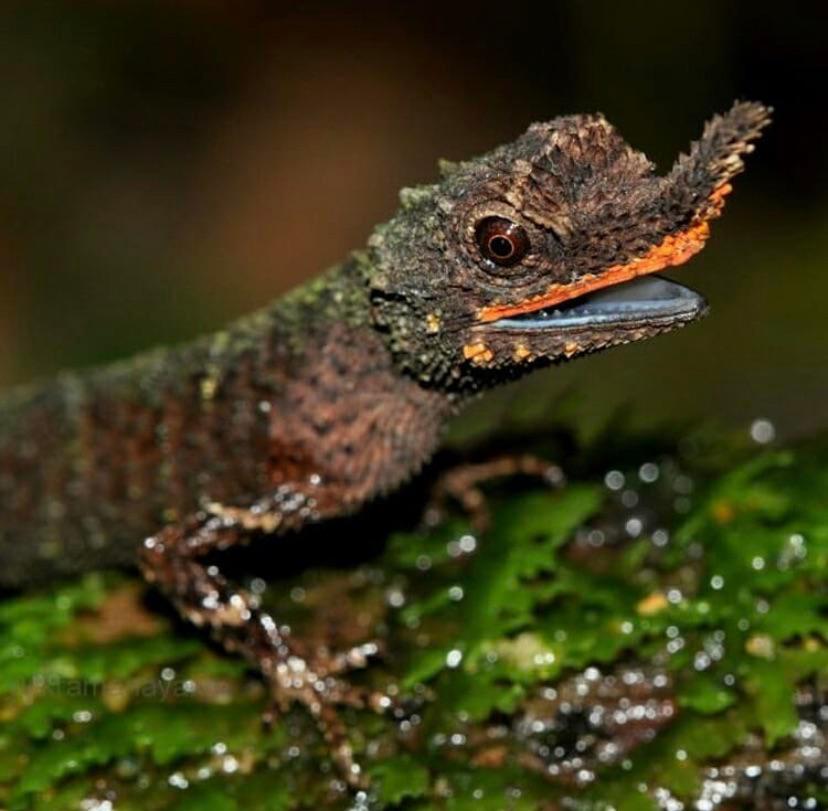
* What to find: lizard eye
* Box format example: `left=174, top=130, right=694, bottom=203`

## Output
left=475, top=217, right=530, bottom=267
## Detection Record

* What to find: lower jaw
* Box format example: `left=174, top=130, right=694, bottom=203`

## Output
left=487, top=275, right=707, bottom=333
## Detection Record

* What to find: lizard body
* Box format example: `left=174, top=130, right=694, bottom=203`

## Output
left=0, top=262, right=451, bottom=586
left=0, top=101, right=770, bottom=780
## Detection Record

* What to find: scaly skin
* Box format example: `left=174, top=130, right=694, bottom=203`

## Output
left=0, top=262, right=452, bottom=587
left=0, top=101, right=770, bottom=782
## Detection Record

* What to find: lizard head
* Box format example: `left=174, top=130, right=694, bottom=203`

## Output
left=366, top=100, right=771, bottom=390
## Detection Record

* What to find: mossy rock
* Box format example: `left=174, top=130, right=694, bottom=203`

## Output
left=1, top=424, right=826, bottom=810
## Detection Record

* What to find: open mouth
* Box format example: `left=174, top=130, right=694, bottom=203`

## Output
left=490, top=275, right=707, bottom=330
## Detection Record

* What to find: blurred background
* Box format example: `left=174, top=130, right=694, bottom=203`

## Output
left=0, top=1, right=825, bottom=439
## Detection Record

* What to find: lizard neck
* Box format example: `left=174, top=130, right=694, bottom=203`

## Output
left=256, top=256, right=459, bottom=501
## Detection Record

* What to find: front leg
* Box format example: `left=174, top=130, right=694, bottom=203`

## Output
left=138, top=489, right=388, bottom=786
left=427, top=453, right=566, bottom=530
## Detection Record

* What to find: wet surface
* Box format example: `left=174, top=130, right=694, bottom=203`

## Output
left=1, top=422, right=826, bottom=809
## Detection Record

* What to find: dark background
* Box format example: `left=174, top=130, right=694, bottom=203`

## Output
left=0, top=1, right=825, bottom=438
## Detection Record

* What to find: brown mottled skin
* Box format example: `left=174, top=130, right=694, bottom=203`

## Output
left=0, top=101, right=769, bottom=780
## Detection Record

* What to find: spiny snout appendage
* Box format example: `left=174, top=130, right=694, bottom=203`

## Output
left=665, top=100, right=772, bottom=225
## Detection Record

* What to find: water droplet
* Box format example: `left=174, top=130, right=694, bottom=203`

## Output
left=604, top=470, right=625, bottom=491
left=639, top=462, right=660, bottom=483
left=750, top=418, right=776, bottom=444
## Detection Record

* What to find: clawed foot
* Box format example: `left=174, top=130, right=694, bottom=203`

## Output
left=139, top=508, right=402, bottom=788
left=260, top=640, right=393, bottom=787
left=425, top=453, right=566, bottom=531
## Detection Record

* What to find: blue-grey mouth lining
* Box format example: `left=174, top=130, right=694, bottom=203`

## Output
left=491, top=275, right=706, bottom=330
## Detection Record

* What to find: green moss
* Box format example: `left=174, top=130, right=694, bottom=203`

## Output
left=1, top=427, right=827, bottom=809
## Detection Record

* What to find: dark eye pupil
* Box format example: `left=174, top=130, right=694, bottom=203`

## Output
left=475, top=216, right=529, bottom=267
left=488, top=235, right=514, bottom=258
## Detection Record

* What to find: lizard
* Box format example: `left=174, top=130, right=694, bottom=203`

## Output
left=0, top=100, right=770, bottom=780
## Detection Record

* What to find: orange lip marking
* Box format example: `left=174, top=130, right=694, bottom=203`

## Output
left=478, top=184, right=732, bottom=324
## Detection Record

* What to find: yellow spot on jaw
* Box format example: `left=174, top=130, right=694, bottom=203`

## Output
left=513, top=343, right=532, bottom=362
left=463, top=342, right=494, bottom=365
left=564, top=341, right=579, bottom=357
left=425, top=313, right=441, bottom=334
